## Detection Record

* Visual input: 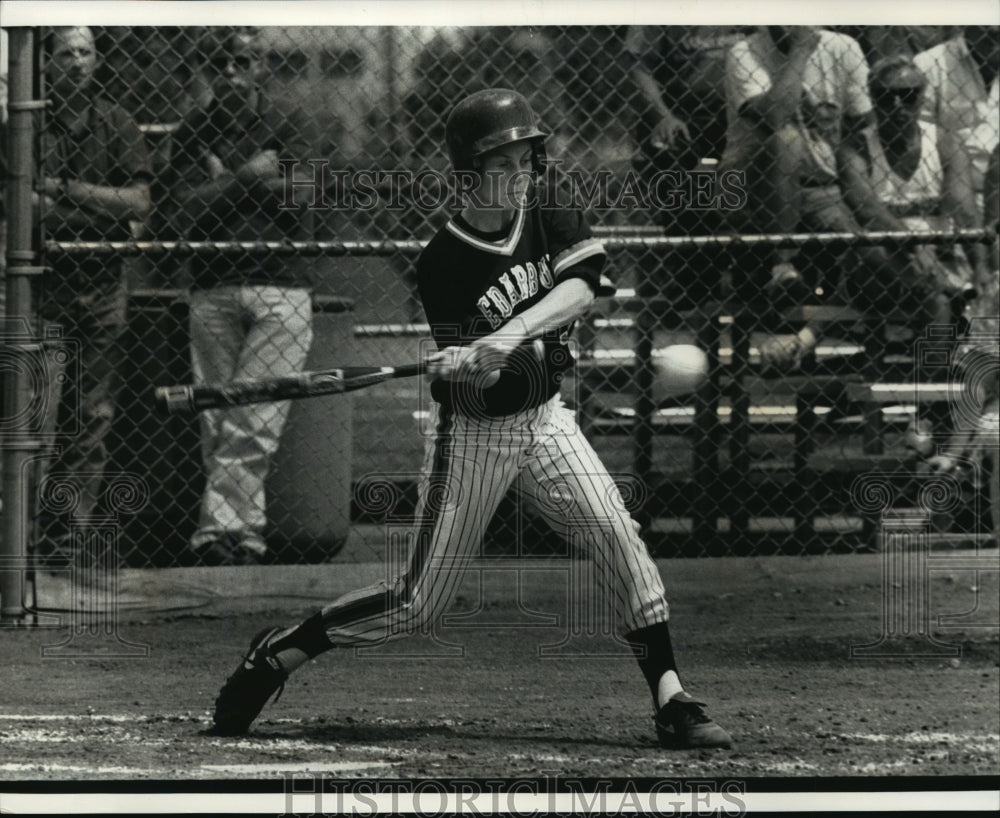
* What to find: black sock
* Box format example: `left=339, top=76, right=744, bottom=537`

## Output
left=625, top=621, right=679, bottom=705
left=269, top=611, right=333, bottom=661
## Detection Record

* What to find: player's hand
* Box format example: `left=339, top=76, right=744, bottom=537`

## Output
left=425, top=344, right=504, bottom=387
left=651, top=110, right=691, bottom=151
left=41, top=176, right=63, bottom=199
left=236, top=149, right=280, bottom=183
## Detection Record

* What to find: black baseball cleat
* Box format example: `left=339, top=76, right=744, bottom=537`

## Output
left=654, top=691, right=732, bottom=749
left=212, top=626, right=288, bottom=736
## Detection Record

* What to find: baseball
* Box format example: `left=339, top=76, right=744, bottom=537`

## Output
left=652, top=344, right=710, bottom=400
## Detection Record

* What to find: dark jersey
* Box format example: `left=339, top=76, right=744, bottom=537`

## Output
left=416, top=195, right=606, bottom=417
left=168, top=95, right=317, bottom=289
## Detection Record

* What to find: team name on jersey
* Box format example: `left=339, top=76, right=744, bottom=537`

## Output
left=476, top=256, right=555, bottom=329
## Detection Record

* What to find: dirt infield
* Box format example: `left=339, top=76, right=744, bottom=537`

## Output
left=1, top=550, right=997, bottom=782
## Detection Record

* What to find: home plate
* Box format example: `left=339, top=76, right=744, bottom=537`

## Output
left=201, top=761, right=404, bottom=774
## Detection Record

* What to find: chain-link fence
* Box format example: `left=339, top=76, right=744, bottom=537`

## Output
left=1, top=24, right=998, bottom=574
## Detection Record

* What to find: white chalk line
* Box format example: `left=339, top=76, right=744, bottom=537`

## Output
left=840, top=732, right=1000, bottom=754
left=0, top=762, right=170, bottom=776
left=0, top=713, right=205, bottom=724
left=0, top=728, right=439, bottom=760
left=844, top=731, right=999, bottom=745
left=841, top=732, right=999, bottom=757
left=200, top=761, right=404, bottom=774
left=5, top=715, right=996, bottom=778
left=0, top=716, right=704, bottom=774
left=207, top=736, right=439, bottom=758
left=0, top=715, right=448, bottom=768
left=759, top=760, right=821, bottom=773
left=6, top=715, right=999, bottom=750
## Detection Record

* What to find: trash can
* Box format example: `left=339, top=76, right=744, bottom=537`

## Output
left=111, top=290, right=203, bottom=567
left=266, top=294, right=355, bottom=562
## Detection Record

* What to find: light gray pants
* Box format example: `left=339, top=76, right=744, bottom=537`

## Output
left=189, top=285, right=313, bottom=554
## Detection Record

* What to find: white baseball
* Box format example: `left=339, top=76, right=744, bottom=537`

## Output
left=652, top=344, right=710, bottom=400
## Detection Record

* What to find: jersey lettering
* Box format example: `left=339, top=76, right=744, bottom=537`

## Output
left=476, top=295, right=502, bottom=329
left=538, top=256, right=554, bottom=289
left=499, top=272, right=523, bottom=308
left=522, top=262, right=539, bottom=297
left=486, top=287, right=513, bottom=319
left=475, top=255, right=555, bottom=326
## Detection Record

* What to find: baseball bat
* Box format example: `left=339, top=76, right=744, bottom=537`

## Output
left=155, top=363, right=425, bottom=414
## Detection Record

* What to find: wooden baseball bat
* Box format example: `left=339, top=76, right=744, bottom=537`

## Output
left=155, top=363, right=425, bottom=414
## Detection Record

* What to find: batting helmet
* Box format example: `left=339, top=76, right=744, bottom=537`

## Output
left=445, top=88, right=548, bottom=172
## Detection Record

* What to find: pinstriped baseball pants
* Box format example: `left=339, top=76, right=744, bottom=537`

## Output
left=316, top=395, right=669, bottom=645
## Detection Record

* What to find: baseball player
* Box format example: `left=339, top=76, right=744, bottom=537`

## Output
left=211, top=88, right=732, bottom=751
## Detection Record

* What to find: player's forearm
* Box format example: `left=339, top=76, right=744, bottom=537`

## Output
left=941, top=167, right=991, bottom=279
left=64, top=180, right=150, bottom=222
left=177, top=174, right=254, bottom=211
left=633, top=66, right=672, bottom=119
left=942, top=168, right=981, bottom=232
left=479, top=278, right=595, bottom=349
left=851, top=196, right=905, bottom=233
left=838, top=152, right=904, bottom=232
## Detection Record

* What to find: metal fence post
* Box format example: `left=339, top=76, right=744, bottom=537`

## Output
left=2, top=27, right=42, bottom=622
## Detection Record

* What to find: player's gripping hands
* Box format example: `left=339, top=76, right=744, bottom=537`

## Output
left=424, top=341, right=511, bottom=388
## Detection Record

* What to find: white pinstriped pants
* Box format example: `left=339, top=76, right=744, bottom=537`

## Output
left=317, top=395, right=669, bottom=645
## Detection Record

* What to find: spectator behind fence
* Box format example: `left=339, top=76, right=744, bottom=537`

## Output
left=626, top=25, right=748, bottom=308
left=850, top=57, right=987, bottom=301
left=718, top=26, right=873, bottom=308
left=166, top=30, right=320, bottom=566
left=28, top=26, right=152, bottom=553
left=762, top=55, right=988, bottom=373
left=915, top=25, right=999, bottom=201
left=627, top=25, right=748, bottom=174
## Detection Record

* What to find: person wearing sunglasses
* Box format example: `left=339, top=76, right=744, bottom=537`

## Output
left=839, top=55, right=987, bottom=320
left=760, top=54, right=988, bottom=373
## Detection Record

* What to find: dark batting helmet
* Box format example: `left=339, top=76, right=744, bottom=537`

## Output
left=445, top=88, right=548, bottom=172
